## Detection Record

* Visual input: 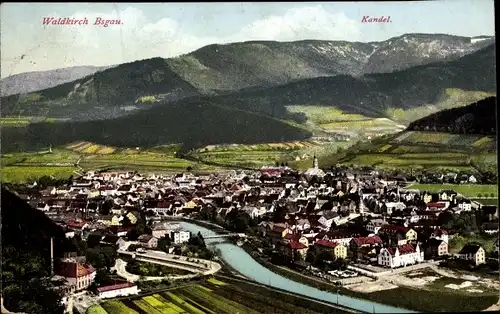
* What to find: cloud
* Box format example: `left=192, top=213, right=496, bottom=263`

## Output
left=1, top=5, right=360, bottom=77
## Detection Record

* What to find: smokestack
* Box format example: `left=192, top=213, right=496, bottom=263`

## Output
left=50, top=237, right=54, bottom=277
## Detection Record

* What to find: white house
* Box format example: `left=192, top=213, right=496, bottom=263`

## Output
left=378, top=244, right=424, bottom=268
left=458, top=201, right=472, bottom=212
left=170, top=231, right=191, bottom=244
left=430, top=228, right=449, bottom=243
left=97, top=282, right=140, bottom=299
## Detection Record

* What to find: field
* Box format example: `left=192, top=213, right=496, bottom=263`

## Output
left=0, top=144, right=221, bottom=183
left=285, top=106, right=405, bottom=137
left=407, top=184, right=498, bottom=198
left=86, top=278, right=347, bottom=314
left=335, top=131, right=497, bottom=173
left=191, top=141, right=324, bottom=170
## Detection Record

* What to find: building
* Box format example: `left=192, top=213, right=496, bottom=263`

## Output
left=430, top=228, right=449, bottom=243
left=378, top=244, right=424, bottom=268
left=170, top=231, right=191, bottom=244
left=151, top=222, right=180, bottom=238
left=424, top=238, right=448, bottom=258
left=281, top=241, right=308, bottom=261
left=304, top=156, right=325, bottom=179
left=137, top=235, right=158, bottom=249
left=55, top=258, right=96, bottom=291
left=314, top=240, right=348, bottom=260
left=97, top=282, right=140, bottom=299
left=456, top=244, right=486, bottom=266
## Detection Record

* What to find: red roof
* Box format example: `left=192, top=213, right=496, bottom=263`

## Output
left=379, top=224, right=409, bottom=233
left=97, top=282, right=134, bottom=293
left=284, top=233, right=301, bottom=241
left=397, top=244, right=416, bottom=255
left=230, top=185, right=242, bottom=191
left=288, top=241, right=307, bottom=249
left=351, top=236, right=383, bottom=246
left=57, top=262, right=95, bottom=278
left=315, top=239, right=339, bottom=248
left=427, top=202, right=446, bottom=208
left=67, top=220, right=86, bottom=228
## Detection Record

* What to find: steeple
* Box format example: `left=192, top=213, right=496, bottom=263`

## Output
left=313, top=155, right=318, bottom=169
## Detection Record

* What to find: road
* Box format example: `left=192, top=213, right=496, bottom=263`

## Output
left=349, top=260, right=441, bottom=278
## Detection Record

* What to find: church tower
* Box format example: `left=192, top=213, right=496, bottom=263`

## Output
left=313, top=155, right=318, bottom=169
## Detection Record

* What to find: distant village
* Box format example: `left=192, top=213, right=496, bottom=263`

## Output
left=11, top=156, right=499, bottom=301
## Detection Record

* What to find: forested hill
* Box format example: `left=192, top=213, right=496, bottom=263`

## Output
left=1, top=187, right=71, bottom=313
left=407, top=96, right=496, bottom=134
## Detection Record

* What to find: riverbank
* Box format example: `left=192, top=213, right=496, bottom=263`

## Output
left=240, top=240, right=497, bottom=313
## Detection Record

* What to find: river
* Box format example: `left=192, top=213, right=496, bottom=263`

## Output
left=179, top=221, right=416, bottom=314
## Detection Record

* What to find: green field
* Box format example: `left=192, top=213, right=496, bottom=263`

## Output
left=87, top=279, right=346, bottom=314
left=407, top=184, right=498, bottom=198
left=448, top=234, right=498, bottom=254
left=285, top=106, right=405, bottom=137
left=334, top=131, right=497, bottom=173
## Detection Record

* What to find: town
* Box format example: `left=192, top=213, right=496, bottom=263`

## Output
left=5, top=156, right=499, bottom=314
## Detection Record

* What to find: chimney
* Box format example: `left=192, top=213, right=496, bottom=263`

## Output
left=50, top=237, right=54, bottom=277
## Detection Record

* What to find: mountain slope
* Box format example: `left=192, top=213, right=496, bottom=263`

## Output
left=407, top=96, right=496, bottom=134
left=1, top=187, right=71, bottom=313
left=0, top=65, right=113, bottom=96
left=1, top=58, right=200, bottom=120
left=1, top=34, right=494, bottom=120
left=0, top=99, right=312, bottom=153
left=210, top=43, right=496, bottom=120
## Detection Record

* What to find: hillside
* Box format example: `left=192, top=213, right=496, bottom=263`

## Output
left=320, top=97, right=497, bottom=176
left=1, top=58, right=200, bottom=120
left=209, top=43, right=496, bottom=119
left=0, top=65, right=113, bottom=96
left=0, top=99, right=312, bottom=153
left=1, top=187, right=72, bottom=313
left=0, top=34, right=494, bottom=120
left=407, top=96, right=496, bottom=134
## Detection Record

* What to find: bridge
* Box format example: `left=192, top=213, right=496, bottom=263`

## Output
left=202, top=233, right=246, bottom=239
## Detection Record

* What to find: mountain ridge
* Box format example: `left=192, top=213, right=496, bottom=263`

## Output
left=1, top=33, right=494, bottom=119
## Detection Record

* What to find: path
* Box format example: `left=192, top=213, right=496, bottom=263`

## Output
left=112, top=259, right=200, bottom=283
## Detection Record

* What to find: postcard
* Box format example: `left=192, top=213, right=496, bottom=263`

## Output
left=1, top=2, right=498, bottom=314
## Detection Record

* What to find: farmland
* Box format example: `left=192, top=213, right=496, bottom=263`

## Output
left=285, top=105, right=405, bottom=137
left=86, top=278, right=347, bottom=314
left=333, top=131, right=497, bottom=174
left=407, top=184, right=498, bottom=198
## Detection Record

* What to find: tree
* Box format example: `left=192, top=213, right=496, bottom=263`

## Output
left=186, top=166, right=193, bottom=172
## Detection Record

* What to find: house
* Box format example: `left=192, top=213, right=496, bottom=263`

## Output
left=430, top=228, right=449, bottom=243
left=456, top=244, right=486, bottom=265
left=314, top=240, right=348, bottom=260
left=97, top=282, right=140, bottom=299
left=152, top=222, right=180, bottom=239
left=170, top=231, right=190, bottom=244
left=378, top=225, right=417, bottom=244
left=378, top=244, right=424, bottom=268
left=280, top=241, right=308, bottom=261
left=283, top=233, right=309, bottom=247
left=55, top=258, right=96, bottom=291
left=468, top=175, right=477, bottom=184
left=424, top=238, right=448, bottom=258
left=137, top=235, right=158, bottom=249
left=457, top=200, right=472, bottom=212
left=439, top=190, right=457, bottom=201
left=349, top=235, right=383, bottom=259
left=125, top=212, right=138, bottom=224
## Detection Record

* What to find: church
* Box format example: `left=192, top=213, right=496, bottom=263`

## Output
left=304, top=156, right=325, bottom=179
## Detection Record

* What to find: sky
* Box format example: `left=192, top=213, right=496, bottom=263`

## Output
left=0, top=1, right=495, bottom=78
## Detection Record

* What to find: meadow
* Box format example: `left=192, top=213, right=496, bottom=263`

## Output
left=86, top=278, right=344, bottom=314
left=407, top=184, right=498, bottom=198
